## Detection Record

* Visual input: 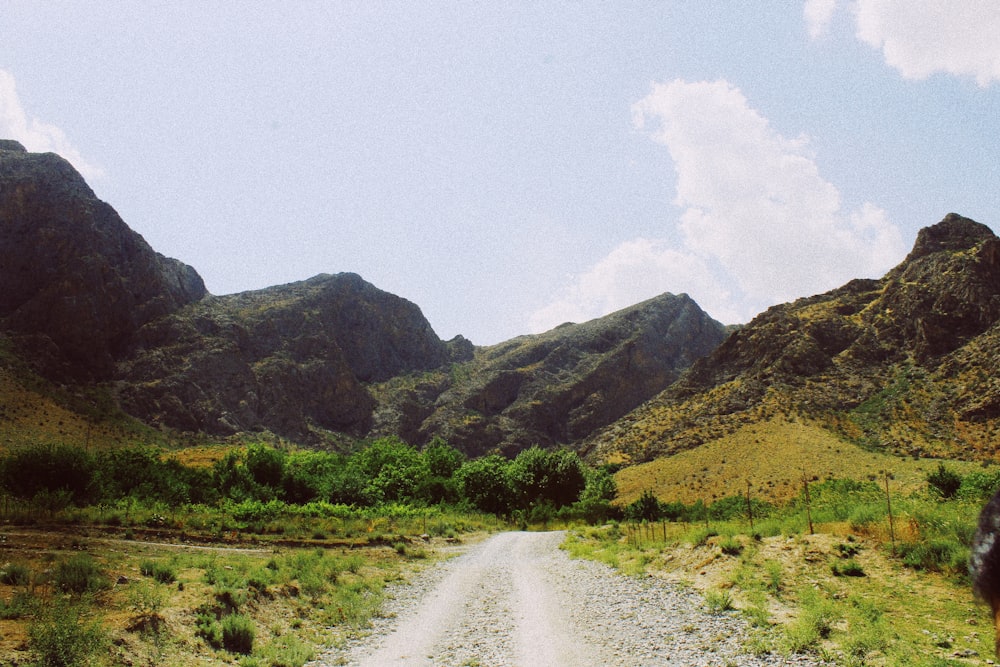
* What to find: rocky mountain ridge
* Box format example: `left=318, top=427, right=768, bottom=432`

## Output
left=0, top=143, right=724, bottom=452
left=586, top=213, right=1000, bottom=465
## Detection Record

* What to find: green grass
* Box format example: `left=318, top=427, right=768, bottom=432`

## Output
left=566, top=478, right=995, bottom=666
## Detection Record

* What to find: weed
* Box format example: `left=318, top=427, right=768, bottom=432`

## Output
left=705, top=588, right=734, bottom=613
left=139, top=559, right=176, bottom=584
left=897, top=539, right=967, bottom=574
left=831, top=559, right=866, bottom=577
left=0, top=591, right=34, bottom=619
left=718, top=536, right=743, bottom=556
left=763, top=559, right=783, bottom=595
left=195, top=611, right=223, bottom=648
left=0, top=562, right=31, bottom=586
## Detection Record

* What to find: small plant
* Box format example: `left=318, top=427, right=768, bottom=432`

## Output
left=54, top=553, right=108, bottom=595
left=0, top=562, right=31, bottom=586
left=718, top=536, right=743, bottom=556
left=221, top=613, right=255, bottom=654
left=140, top=559, right=176, bottom=584
left=0, top=591, right=34, bottom=619
left=705, top=588, right=734, bottom=612
left=763, top=559, right=783, bottom=595
left=835, top=541, right=861, bottom=558
left=195, top=611, right=223, bottom=648
left=831, top=559, right=866, bottom=577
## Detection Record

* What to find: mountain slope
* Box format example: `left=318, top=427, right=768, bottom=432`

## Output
left=0, top=143, right=724, bottom=450
left=370, top=293, right=727, bottom=456
left=116, top=273, right=466, bottom=441
left=588, top=213, right=1000, bottom=465
left=0, top=140, right=206, bottom=380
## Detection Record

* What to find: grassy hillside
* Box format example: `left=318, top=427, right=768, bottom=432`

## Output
left=614, top=415, right=991, bottom=506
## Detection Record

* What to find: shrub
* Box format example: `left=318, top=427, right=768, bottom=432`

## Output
left=54, top=553, right=108, bottom=595
left=221, top=613, right=255, bottom=654
left=195, top=611, right=222, bottom=648
left=897, top=539, right=967, bottom=574
left=705, top=588, right=734, bottom=612
left=28, top=602, right=106, bottom=667
left=139, top=560, right=176, bottom=584
left=926, top=463, right=962, bottom=499
left=719, top=536, right=743, bottom=556
left=831, top=559, right=866, bottom=577
left=0, top=562, right=31, bottom=586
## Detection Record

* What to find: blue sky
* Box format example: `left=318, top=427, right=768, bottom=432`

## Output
left=2, top=2, right=999, bottom=345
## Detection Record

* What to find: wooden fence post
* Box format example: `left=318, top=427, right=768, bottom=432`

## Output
left=884, top=470, right=896, bottom=555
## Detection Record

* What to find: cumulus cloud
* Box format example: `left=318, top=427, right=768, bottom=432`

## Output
left=0, top=69, right=103, bottom=179
left=804, top=0, right=838, bottom=38
left=807, top=1, right=1000, bottom=87
left=528, top=79, right=905, bottom=333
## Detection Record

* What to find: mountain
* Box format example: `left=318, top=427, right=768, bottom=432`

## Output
left=369, top=294, right=728, bottom=456
left=0, top=143, right=724, bottom=450
left=0, top=140, right=205, bottom=380
left=116, top=273, right=469, bottom=441
left=587, top=213, right=1000, bottom=466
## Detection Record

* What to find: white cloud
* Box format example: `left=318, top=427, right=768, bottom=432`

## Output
left=528, top=78, right=905, bottom=332
left=0, top=69, right=103, bottom=179
left=809, top=1, right=1000, bottom=86
left=804, top=0, right=838, bottom=38
left=528, top=239, right=738, bottom=334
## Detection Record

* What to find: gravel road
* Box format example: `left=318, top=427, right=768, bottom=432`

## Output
left=314, top=531, right=825, bottom=666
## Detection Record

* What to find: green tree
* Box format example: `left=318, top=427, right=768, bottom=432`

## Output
left=349, top=438, right=428, bottom=504
left=419, top=438, right=465, bottom=504
left=0, top=444, right=97, bottom=505
left=509, top=447, right=586, bottom=509
left=625, top=489, right=662, bottom=522
left=577, top=466, right=618, bottom=524
left=456, top=454, right=515, bottom=515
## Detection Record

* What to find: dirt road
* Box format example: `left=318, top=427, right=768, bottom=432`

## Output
left=318, top=531, right=821, bottom=666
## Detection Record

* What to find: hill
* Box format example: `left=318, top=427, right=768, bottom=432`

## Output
left=588, top=213, right=1000, bottom=474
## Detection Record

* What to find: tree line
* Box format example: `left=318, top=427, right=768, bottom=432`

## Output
left=0, top=437, right=618, bottom=522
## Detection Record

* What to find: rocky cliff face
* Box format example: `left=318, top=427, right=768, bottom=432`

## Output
left=116, top=273, right=463, bottom=440
left=371, top=293, right=727, bottom=456
left=588, top=213, right=1000, bottom=463
left=0, top=141, right=206, bottom=380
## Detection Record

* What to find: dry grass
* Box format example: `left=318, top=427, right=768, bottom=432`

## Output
left=0, top=525, right=476, bottom=666
left=613, top=416, right=987, bottom=506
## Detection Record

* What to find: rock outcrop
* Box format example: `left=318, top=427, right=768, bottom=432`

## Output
left=0, top=142, right=206, bottom=379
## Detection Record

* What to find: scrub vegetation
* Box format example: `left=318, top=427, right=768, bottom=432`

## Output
left=0, top=436, right=614, bottom=666
left=566, top=462, right=1000, bottom=666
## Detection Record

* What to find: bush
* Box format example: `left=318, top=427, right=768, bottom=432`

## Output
left=926, top=463, right=962, bottom=499
left=140, top=560, right=176, bottom=584
left=54, top=554, right=108, bottom=595
left=29, top=602, right=106, bottom=667
left=831, top=559, right=866, bottom=577
left=221, top=613, right=255, bottom=654
left=719, top=536, right=743, bottom=556
left=624, top=489, right=661, bottom=522
left=0, top=562, right=31, bottom=586
left=897, top=539, right=967, bottom=574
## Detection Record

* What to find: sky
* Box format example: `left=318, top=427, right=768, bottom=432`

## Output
left=2, top=2, right=999, bottom=345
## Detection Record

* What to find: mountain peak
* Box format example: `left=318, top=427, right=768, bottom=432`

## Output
left=0, top=139, right=27, bottom=152
left=905, top=213, right=996, bottom=261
